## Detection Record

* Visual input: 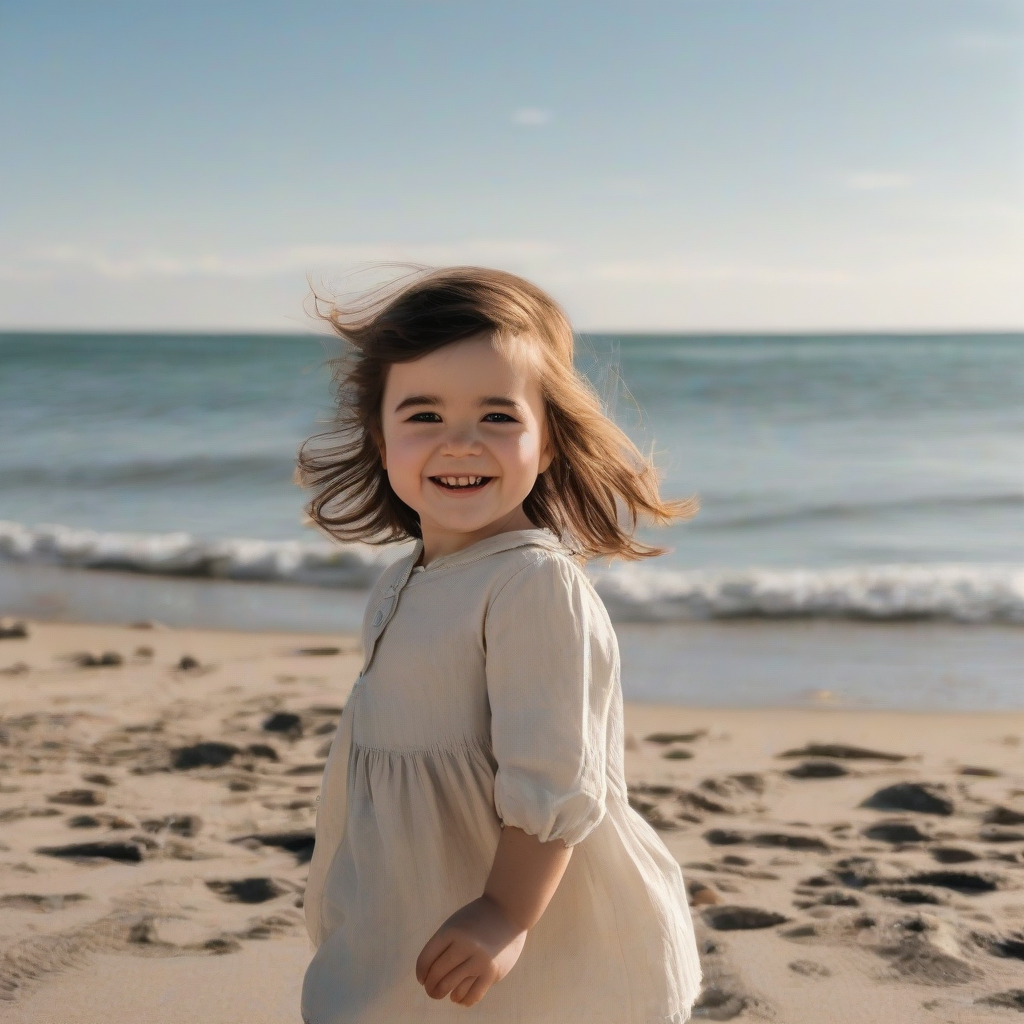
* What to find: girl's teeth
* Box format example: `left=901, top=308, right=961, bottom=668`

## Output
left=438, top=475, right=484, bottom=487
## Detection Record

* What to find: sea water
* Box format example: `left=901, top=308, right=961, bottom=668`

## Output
left=2, top=331, right=1023, bottom=708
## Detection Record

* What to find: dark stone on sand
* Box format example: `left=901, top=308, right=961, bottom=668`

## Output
left=818, top=890, right=860, bottom=906
left=705, top=829, right=745, bottom=846
left=691, top=984, right=747, bottom=1019
left=960, top=766, right=1000, bottom=777
left=172, top=741, right=239, bottom=770
left=979, top=826, right=1024, bottom=843
left=702, top=905, right=789, bottom=930
left=679, top=790, right=731, bottom=814
left=263, top=712, right=303, bottom=737
left=47, top=789, right=105, bottom=807
left=984, top=805, right=1024, bottom=826
left=663, top=749, right=693, bottom=760
left=36, top=841, right=143, bottom=863
left=799, top=875, right=833, bottom=887
left=906, top=870, right=999, bottom=894
left=786, top=761, right=849, bottom=779
left=862, top=821, right=930, bottom=844
left=750, top=832, right=830, bottom=853
left=67, top=815, right=101, bottom=828
left=204, top=936, right=243, bottom=955
left=285, top=763, right=326, bottom=775
left=930, top=847, right=979, bottom=864
left=232, top=829, right=315, bottom=864
left=861, top=783, right=953, bottom=816
left=0, top=622, right=28, bottom=639
left=247, top=743, right=279, bottom=760
left=778, top=743, right=905, bottom=762
left=645, top=731, right=707, bottom=744
left=206, top=877, right=288, bottom=904
left=164, top=814, right=201, bottom=837
left=977, top=990, right=1024, bottom=1011
left=74, top=651, right=123, bottom=668
left=297, top=646, right=342, bottom=656
left=991, top=933, right=1024, bottom=961
left=82, top=773, right=114, bottom=786
left=176, top=655, right=201, bottom=670
left=870, top=886, right=945, bottom=905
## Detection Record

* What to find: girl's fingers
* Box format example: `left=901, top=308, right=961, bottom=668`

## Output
left=423, top=947, right=473, bottom=998
left=459, top=975, right=492, bottom=1008
left=415, top=934, right=452, bottom=985
left=432, top=958, right=476, bottom=1000
left=450, top=975, right=476, bottom=1004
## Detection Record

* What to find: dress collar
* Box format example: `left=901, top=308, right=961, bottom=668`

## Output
left=409, top=528, right=568, bottom=574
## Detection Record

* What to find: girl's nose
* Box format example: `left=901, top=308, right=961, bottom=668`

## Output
left=441, top=424, right=483, bottom=456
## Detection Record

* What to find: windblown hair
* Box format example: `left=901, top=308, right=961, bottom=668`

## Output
left=297, top=266, right=696, bottom=560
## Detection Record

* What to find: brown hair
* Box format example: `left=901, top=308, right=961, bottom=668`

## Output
left=297, top=266, right=696, bottom=560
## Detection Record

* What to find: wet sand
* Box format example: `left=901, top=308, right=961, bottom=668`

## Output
left=1, top=620, right=1022, bottom=1022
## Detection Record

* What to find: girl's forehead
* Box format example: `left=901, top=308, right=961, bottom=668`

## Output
left=386, top=334, right=543, bottom=387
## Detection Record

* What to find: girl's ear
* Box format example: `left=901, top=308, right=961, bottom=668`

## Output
left=538, top=424, right=554, bottom=475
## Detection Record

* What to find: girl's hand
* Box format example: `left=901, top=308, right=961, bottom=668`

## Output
left=415, top=895, right=527, bottom=1007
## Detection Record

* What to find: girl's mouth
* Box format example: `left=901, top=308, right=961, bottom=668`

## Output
left=429, top=475, right=492, bottom=492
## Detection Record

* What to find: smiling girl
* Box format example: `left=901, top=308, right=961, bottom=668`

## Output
left=298, top=268, right=702, bottom=1024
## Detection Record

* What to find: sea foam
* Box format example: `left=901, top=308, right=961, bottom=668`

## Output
left=2, top=520, right=1023, bottom=625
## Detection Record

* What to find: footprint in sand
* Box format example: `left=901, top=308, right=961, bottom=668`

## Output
left=788, top=959, right=831, bottom=978
left=0, top=893, right=89, bottom=912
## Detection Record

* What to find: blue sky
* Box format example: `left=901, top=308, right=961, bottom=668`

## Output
left=1, top=1, right=1022, bottom=330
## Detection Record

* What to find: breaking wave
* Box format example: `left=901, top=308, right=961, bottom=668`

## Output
left=0, top=520, right=405, bottom=590
left=2, top=520, right=1023, bottom=625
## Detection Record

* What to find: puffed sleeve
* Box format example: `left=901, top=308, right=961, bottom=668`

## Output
left=485, top=553, right=616, bottom=847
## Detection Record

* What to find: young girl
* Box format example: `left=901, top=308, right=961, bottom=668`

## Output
left=298, top=268, right=702, bottom=1023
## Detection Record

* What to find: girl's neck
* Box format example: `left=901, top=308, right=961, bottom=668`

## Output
left=418, top=505, right=536, bottom=566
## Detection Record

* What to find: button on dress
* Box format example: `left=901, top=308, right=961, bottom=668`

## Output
left=302, top=530, right=701, bottom=1024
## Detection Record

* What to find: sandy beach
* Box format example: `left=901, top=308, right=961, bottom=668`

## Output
left=1, top=619, right=1022, bottom=1023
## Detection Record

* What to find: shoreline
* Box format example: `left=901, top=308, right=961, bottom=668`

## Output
left=0, top=621, right=1023, bottom=1022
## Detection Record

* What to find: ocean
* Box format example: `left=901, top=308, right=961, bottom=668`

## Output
left=2, top=331, right=1023, bottom=709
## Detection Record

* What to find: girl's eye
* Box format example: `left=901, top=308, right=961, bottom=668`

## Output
left=482, top=412, right=517, bottom=423
left=407, top=412, right=442, bottom=423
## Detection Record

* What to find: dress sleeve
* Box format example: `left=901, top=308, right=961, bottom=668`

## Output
left=485, top=553, right=615, bottom=847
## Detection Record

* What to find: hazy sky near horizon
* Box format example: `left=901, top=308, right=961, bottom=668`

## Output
left=2, top=1, right=1022, bottom=331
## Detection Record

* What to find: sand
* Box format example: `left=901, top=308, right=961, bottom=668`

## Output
left=1, top=619, right=1022, bottom=1023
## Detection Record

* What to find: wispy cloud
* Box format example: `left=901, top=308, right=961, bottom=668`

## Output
left=511, top=108, right=553, bottom=126
left=948, top=30, right=1023, bottom=54
left=843, top=171, right=913, bottom=192
left=13, top=240, right=559, bottom=281
left=588, top=260, right=853, bottom=287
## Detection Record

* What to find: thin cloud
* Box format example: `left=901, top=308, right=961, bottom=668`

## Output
left=589, top=260, right=853, bottom=287
left=948, top=30, right=1023, bottom=54
left=21, top=240, right=559, bottom=280
left=843, top=171, right=913, bottom=191
left=511, top=108, right=553, bottom=126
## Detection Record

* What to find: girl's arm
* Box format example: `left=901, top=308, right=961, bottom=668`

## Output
left=415, top=826, right=573, bottom=1007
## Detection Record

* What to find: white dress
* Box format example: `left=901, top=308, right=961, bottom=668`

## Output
left=302, top=530, right=702, bottom=1024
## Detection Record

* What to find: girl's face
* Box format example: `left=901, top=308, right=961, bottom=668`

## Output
left=380, top=334, right=553, bottom=560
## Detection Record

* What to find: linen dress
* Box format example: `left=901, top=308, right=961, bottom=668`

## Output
left=302, top=529, right=701, bottom=1024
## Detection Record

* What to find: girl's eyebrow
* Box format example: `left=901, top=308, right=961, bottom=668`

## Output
left=394, top=395, right=523, bottom=412
left=394, top=395, right=441, bottom=411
